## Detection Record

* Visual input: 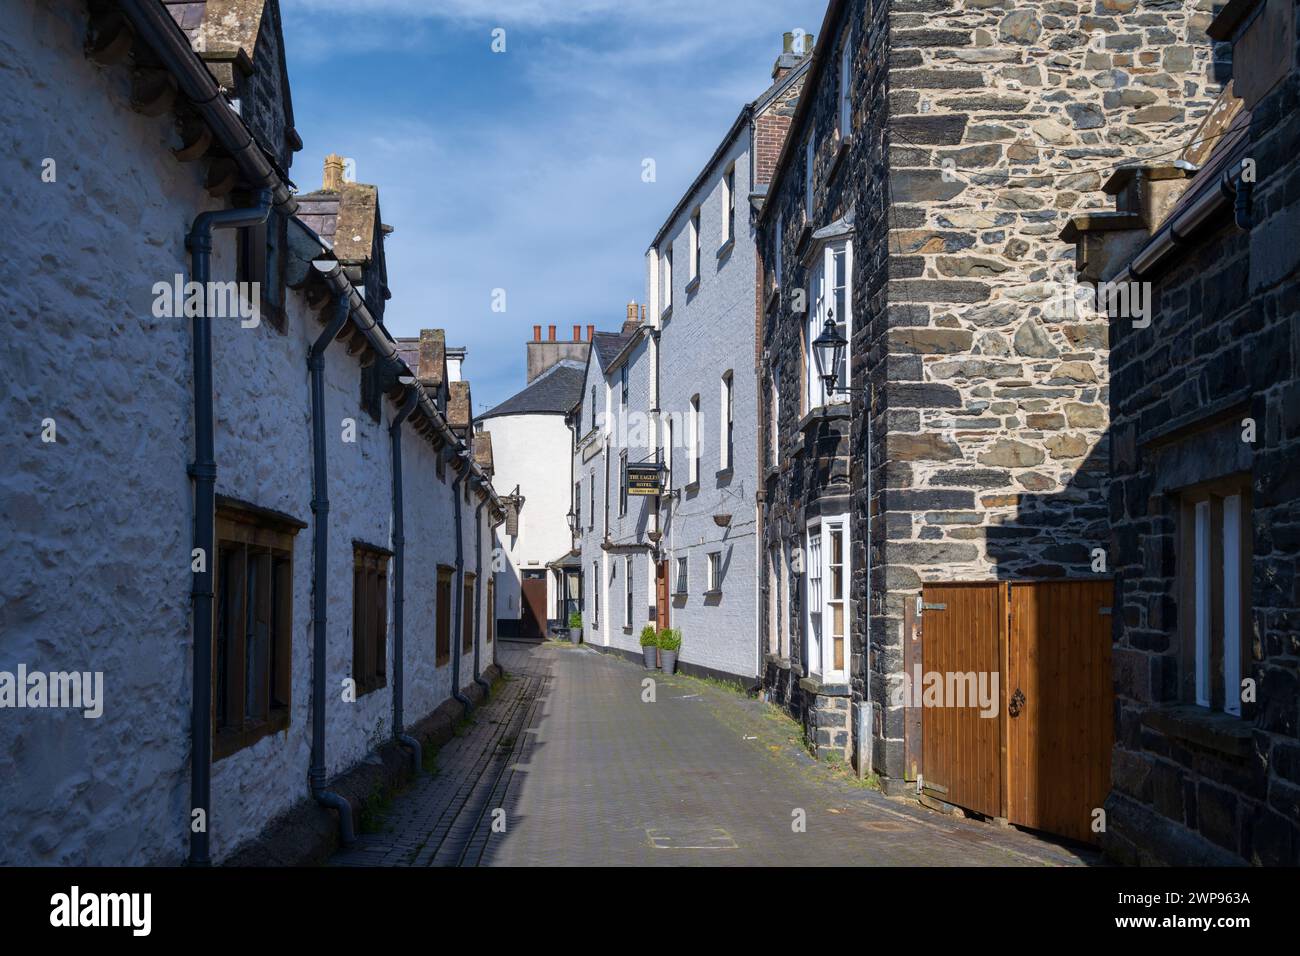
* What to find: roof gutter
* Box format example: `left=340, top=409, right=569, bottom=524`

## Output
left=116, top=0, right=297, bottom=215
left=1115, top=159, right=1249, bottom=285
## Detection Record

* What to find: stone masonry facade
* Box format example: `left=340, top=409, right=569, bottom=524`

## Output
left=760, top=0, right=1222, bottom=778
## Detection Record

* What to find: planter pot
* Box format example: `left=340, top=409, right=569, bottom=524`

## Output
left=642, top=646, right=657, bottom=669
left=570, top=629, right=581, bottom=645
left=660, top=649, right=677, bottom=674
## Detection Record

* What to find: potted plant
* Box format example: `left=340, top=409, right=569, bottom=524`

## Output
left=568, top=611, right=583, bottom=644
left=639, top=625, right=658, bottom=669
left=658, top=627, right=681, bottom=674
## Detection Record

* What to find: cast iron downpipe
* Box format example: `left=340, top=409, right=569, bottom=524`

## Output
left=390, top=389, right=422, bottom=771
left=451, top=459, right=474, bottom=714
left=185, top=189, right=273, bottom=867
left=472, top=496, right=491, bottom=697
left=307, top=292, right=357, bottom=848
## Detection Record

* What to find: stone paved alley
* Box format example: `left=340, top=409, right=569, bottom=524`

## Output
left=330, top=641, right=1096, bottom=867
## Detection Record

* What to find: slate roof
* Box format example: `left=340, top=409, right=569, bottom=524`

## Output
left=591, top=331, right=633, bottom=369
left=478, top=361, right=586, bottom=420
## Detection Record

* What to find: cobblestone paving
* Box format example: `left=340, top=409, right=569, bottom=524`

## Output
left=331, top=641, right=1096, bottom=867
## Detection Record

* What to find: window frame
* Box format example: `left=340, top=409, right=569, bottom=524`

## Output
left=212, top=505, right=300, bottom=760
left=723, top=165, right=736, bottom=245
left=624, top=555, right=634, bottom=629
left=619, top=450, right=628, bottom=517
left=720, top=371, right=734, bottom=473
left=688, top=394, right=701, bottom=485
left=806, top=238, right=853, bottom=412
left=462, top=572, right=476, bottom=652
left=352, top=542, right=391, bottom=698
left=838, top=34, right=853, bottom=141
left=1178, top=477, right=1252, bottom=716
left=706, top=551, right=722, bottom=594
left=689, top=209, right=701, bottom=283
left=436, top=565, right=454, bottom=666
left=674, top=555, right=688, bottom=596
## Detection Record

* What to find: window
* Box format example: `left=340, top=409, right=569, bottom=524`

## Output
left=587, top=472, right=594, bottom=530
left=590, top=385, right=597, bottom=433
left=436, top=565, right=454, bottom=665
left=826, top=523, right=846, bottom=677
left=674, top=556, right=688, bottom=595
left=620, top=364, right=628, bottom=410
left=688, top=394, right=700, bottom=484
left=486, top=578, right=495, bottom=644
left=769, top=367, right=781, bottom=467
left=807, top=239, right=852, bottom=410
left=782, top=538, right=793, bottom=659
left=1179, top=479, right=1251, bottom=715
left=804, top=134, right=815, bottom=221
left=805, top=525, right=823, bottom=676
left=619, top=450, right=628, bottom=517
left=706, top=552, right=721, bottom=593
left=664, top=417, right=674, bottom=491
left=720, top=371, right=734, bottom=472
left=768, top=545, right=780, bottom=654
left=625, top=555, right=634, bottom=628
left=213, top=504, right=300, bottom=759
left=352, top=543, right=390, bottom=697
left=462, top=572, right=476, bottom=652
left=237, top=206, right=287, bottom=332
left=689, top=210, right=701, bottom=282
left=774, top=214, right=784, bottom=288
left=723, top=165, right=736, bottom=244
left=592, top=560, right=600, bottom=624
left=838, top=36, right=853, bottom=139
left=663, top=245, right=673, bottom=312
left=574, top=481, right=581, bottom=533
left=805, top=518, right=848, bottom=680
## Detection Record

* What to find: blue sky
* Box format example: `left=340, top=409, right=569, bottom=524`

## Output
left=281, top=0, right=815, bottom=412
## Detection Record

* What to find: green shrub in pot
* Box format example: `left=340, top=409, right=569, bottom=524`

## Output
left=658, top=627, right=681, bottom=674
left=639, top=625, right=658, bottom=669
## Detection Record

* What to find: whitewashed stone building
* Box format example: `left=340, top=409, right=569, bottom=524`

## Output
left=479, top=326, right=590, bottom=639
left=0, top=0, right=503, bottom=865
left=571, top=38, right=810, bottom=682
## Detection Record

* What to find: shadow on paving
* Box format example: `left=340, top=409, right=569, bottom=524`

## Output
left=332, top=640, right=1098, bottom=867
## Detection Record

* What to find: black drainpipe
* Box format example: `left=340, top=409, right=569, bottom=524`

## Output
left=307, top=293, right=357, bottom=847
left=390, top=389, right=422, bottom=771
left=472, top=497, right=491, bottom=697
left=185, top=189, right=272, bottom=867
left=451, top=458, right=474, bottom=714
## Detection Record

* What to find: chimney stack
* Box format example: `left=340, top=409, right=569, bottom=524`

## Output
left=323, top=153, right=344, bottom=191
left=773, top=30, right=814, bottom=80
left=533, top=325, right=541, bottom=342
left=548, top=324, right=556, bottom=341
left=587, top=325, right=595, bottom=340
left=573, top=324, right=581, bottom=340
left=622, top=301, right=641, bottom=335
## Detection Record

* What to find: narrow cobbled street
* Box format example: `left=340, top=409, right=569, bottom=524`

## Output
left=331, top=642, right=1094, bottom=867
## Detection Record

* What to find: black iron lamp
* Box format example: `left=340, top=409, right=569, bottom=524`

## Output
left=566, top=506, right=577, bottom=536
left=812, top=311, right=852, bottom=395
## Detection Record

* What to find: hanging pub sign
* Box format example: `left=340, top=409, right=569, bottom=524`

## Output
left=627, top=463, right=663, bottom=496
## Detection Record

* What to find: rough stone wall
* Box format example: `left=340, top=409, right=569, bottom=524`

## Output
left=1105, top=57, right=1300, bottom=863
left=865, top=0, right=1220, bottom=780
left=761, top=0, right=884, bottom=761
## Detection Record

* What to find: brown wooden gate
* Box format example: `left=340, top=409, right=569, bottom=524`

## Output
left=916, top=579, right=1113, bottom=845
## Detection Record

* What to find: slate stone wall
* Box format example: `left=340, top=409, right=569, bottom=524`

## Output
left=761, top=0, right=1219, bottom=778
left=1105, top=47, right=1300, bottom=865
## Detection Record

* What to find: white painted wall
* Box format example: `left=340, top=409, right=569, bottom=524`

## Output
left=0, top=0, right=495, bottom=864
left=485, top=412, right=573, bottom=634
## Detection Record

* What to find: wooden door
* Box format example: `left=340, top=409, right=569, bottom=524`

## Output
left=1006, top=580, right=1112, bottom=845
left=655, top=561, right=670, bottom=630
left=521, top=577, right=547, bottom=641
left=920, top=583, right=1004, bottom=819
